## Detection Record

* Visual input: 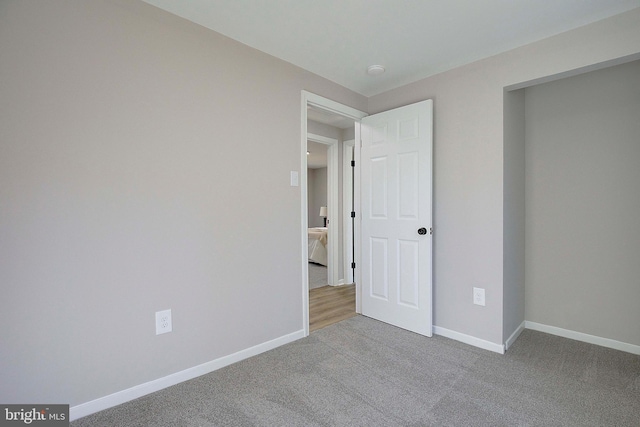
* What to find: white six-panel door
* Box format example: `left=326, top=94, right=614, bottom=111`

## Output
left=360, top=100, right=433, bottom=336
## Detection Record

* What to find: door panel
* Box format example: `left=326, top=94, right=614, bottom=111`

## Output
left=370, top=237, right=389, bottom=300
left=370, top=157, right=388, bottom=218
left=360, top=100, right=433, bottom=336
left=398, top=239, right=419, bottom=308
left=398, top=152, right=419, bottom=219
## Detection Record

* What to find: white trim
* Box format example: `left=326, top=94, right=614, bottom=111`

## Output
left=307, top=133, right=336, bottom=145
left=307, top=132, right=339, bottom=286
left=70, top=329, right=305, bottom=421
left=525, top=321, right=640, bottom=355
left=433, top=326, right=505, bottom=354
left=305, top=91, right=368, bottom=122
left=327, top=141, right=340, bottom=284
left=301, top=94, right=310, bottom=336
left=343, top=139, right=355, bottom=285
left=505, top=321, right=526, bottom=351
left=301, top=91, right=367, bottom=333
left=354, top=123, right=362, bottom=314
left=327, top=143, right=339, bottom=285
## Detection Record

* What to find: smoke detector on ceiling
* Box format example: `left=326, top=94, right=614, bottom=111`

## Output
left=367, top=65, right=385, bottom=76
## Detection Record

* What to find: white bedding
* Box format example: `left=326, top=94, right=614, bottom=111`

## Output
left=308, top=227, right=328, bottom=266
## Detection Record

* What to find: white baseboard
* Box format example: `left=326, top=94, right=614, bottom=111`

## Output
left=70, top=329, right=306, bottom=421
left=525, top=321, right=640, bottom=355
left=433, top=326, right=505, bottom=354
left=504, top=321, right=526, bottom=351
left=331, top=280, right=355, bottom=287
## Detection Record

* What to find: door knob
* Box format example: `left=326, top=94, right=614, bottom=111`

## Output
left=417, top=227, right=427, bottom=235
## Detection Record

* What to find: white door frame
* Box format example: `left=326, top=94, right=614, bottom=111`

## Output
left=307, top=132, right=339, bottom=286
left=343, top=139, right=355, bottom=285
left=301, top=91, right=368, bottom=336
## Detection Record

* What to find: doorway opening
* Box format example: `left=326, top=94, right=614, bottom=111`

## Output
left=301, top=91, right=368, bottom=335
left=307, top=133, right=338, bottom=287
left=302, top=94, right=434, bottom=337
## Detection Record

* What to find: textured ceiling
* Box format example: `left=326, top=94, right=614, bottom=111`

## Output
left=142, top=0, right=640, bottom=96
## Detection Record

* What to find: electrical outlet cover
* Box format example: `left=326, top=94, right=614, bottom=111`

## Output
left=473, top=287, right=486, bottom=306
left=156, top=309, right=172, bottom=335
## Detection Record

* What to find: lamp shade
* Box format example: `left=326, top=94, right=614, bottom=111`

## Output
left=319, top=206, right=327, bottom=217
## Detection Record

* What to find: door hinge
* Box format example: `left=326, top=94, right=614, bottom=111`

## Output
left=350, top=211, right=356, bottom=218
left=351, top=262, right=356, bottom=269
left=351, top=160, right=355, bottom=167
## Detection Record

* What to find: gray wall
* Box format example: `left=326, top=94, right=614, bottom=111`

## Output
left=0, top=0, right=366, bottom=406
left=524, top=60, right=640, bottom=346
left=342, top=126, right=356, bottom=142
left=307, top=167, right=328, bottom=228
left=503, top=89, right=526, bottom=344
left=2, top=0, right=640, bottom=410
left=369, top=8, right=640, bottom=346
left=308, top=120, right=342, bottom=140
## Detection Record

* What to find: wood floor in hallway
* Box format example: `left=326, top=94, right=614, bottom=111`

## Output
left=309, top=284, right=356, bottom=332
